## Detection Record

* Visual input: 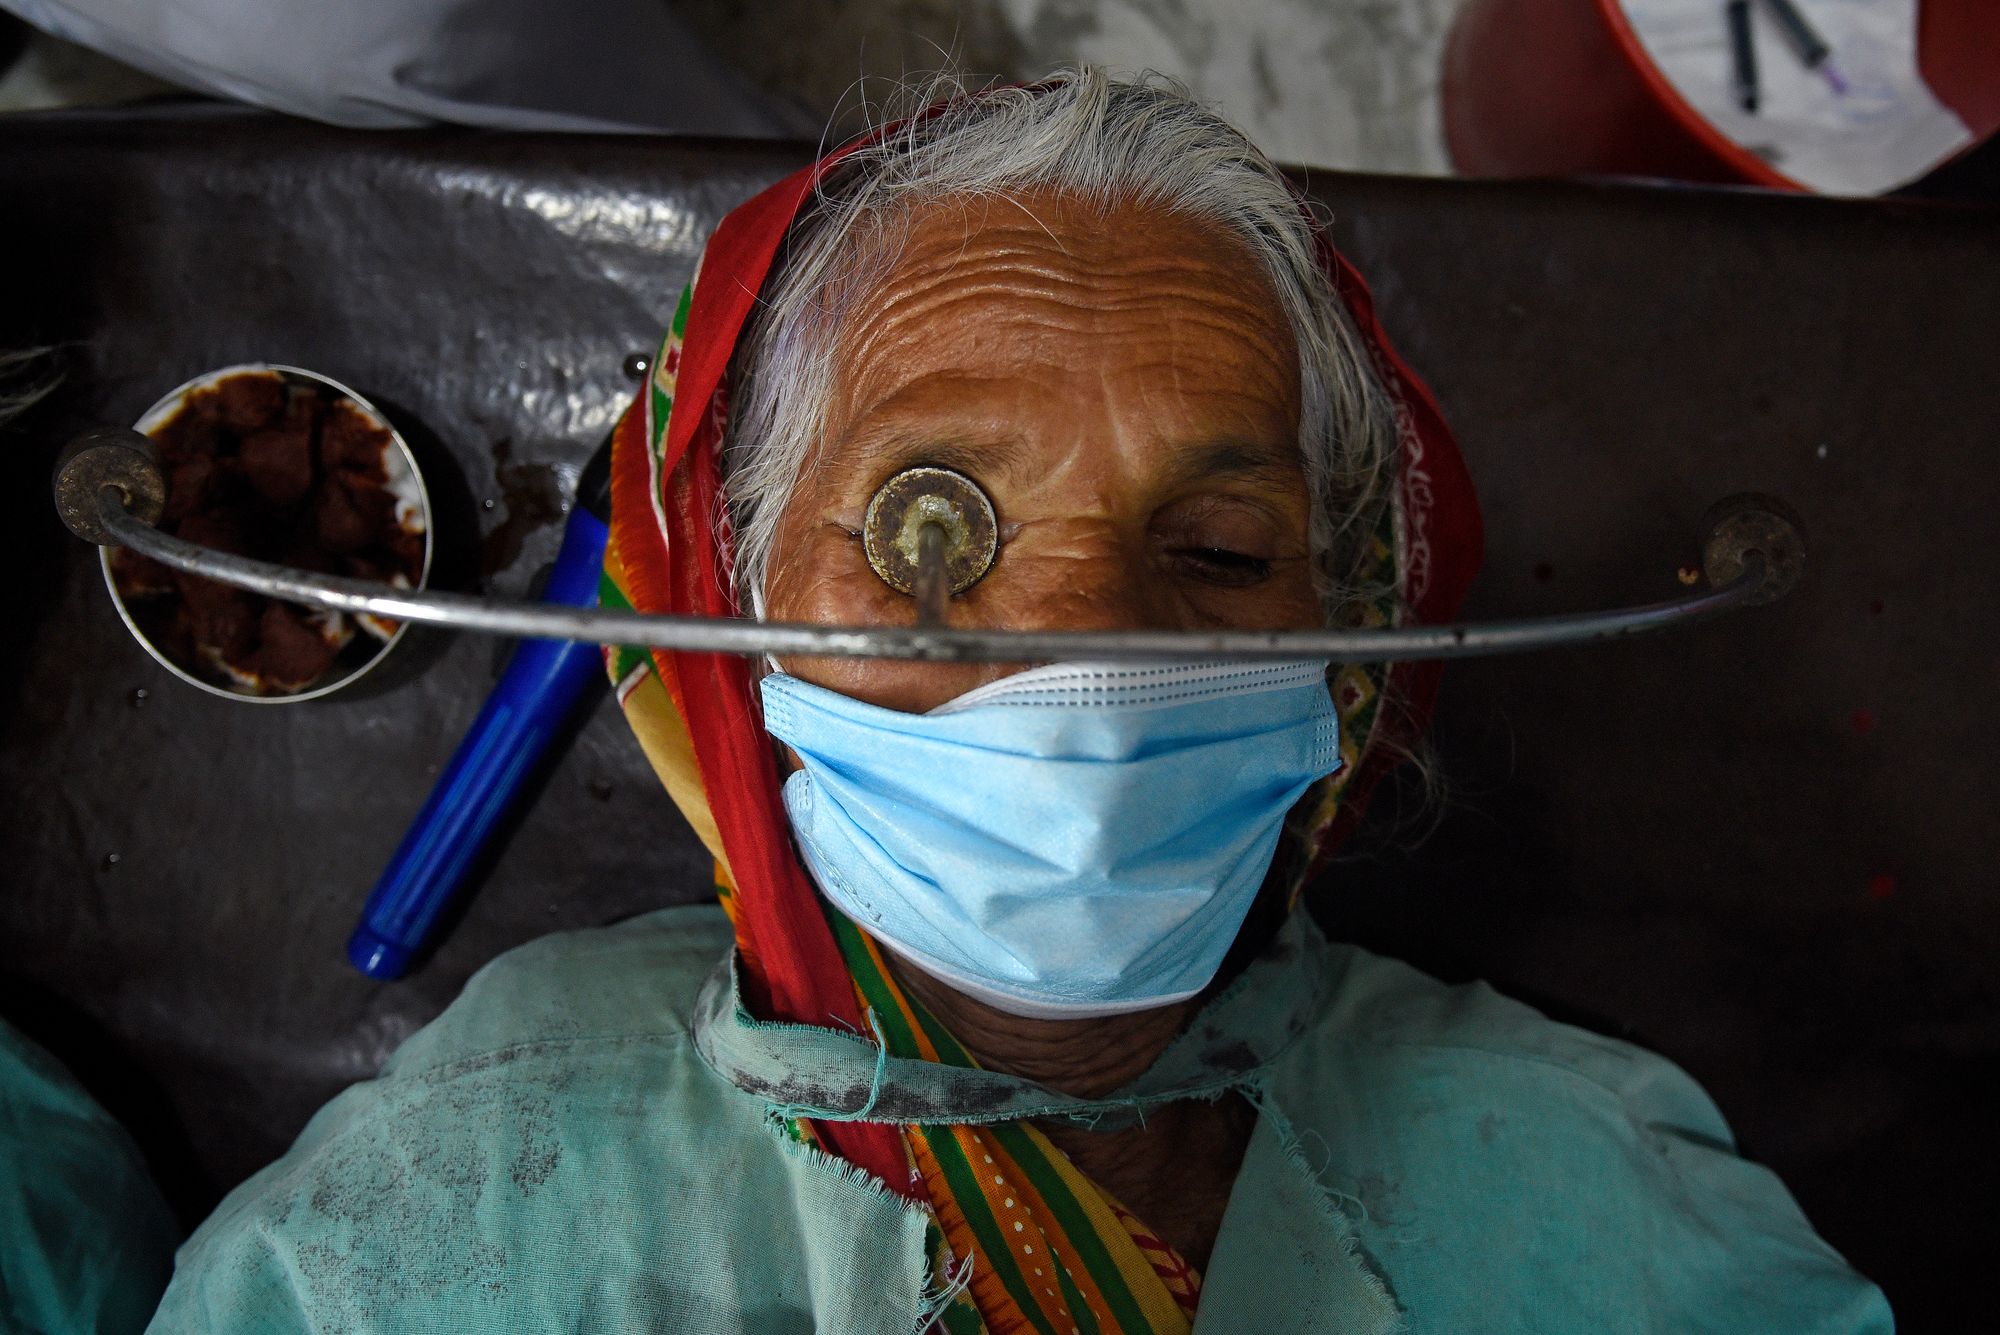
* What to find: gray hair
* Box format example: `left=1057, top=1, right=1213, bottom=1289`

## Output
left=724, top=67, right=1398, bottom=624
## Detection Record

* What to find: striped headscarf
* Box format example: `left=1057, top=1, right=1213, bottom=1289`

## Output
left=602, top=94, right=1481, bottom=1334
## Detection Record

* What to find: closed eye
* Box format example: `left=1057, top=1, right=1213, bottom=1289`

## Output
left=1166, top=546, right=1276, bottom=586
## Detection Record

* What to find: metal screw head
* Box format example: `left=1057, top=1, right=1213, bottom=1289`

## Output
left=862, top=466, right=998, bottom=597
left=53, top=428, right=167, bottom=545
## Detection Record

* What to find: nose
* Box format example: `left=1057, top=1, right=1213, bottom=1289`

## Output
left=779, top=538, right=1168, bottom=714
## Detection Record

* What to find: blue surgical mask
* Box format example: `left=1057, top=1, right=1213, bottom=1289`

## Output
left=760, top=660, right=1340, bottom=1019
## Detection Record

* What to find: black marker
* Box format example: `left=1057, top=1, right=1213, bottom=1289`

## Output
left=1726, top=0, right=1759, bottom=113
left=1758, top=0, right=1850, bottom=94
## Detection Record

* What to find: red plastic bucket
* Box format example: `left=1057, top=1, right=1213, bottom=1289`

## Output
left=1918, top=0, right=2000, bottom=141
left=1443, top=0, right=1992, bottom=189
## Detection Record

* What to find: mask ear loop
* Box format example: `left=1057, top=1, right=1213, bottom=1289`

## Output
left=749, top=584, right=783, bottom=678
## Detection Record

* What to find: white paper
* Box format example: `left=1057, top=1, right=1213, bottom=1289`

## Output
left=1618, top=0, right=1973, bottom=195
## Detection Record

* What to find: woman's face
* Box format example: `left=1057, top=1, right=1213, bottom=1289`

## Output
left=764, top=189, right=1319, bottom=714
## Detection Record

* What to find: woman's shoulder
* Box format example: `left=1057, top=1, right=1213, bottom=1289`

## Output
left=148, top=904, right=940, bottom=1333
left=1270, top=938, right=1892, bottom=1333
left=378, top=901, right=735, bottom=1077
left=1294, top=938, right=1763, bottom=1209
left=1309, top=940, right=1716, bottom=1119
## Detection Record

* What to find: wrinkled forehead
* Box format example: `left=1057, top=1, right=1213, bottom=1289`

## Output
left=816, top=189, right=1303, bottom=478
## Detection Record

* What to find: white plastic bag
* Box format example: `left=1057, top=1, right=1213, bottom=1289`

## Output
left=4, top=0, right=806, bottom=135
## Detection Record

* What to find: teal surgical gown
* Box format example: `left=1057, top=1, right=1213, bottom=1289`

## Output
left=146, top=905, right=1892, bottom=1332
left=1, top=1021, right=178, bottom=1335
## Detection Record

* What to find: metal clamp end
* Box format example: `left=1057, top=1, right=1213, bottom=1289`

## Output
left=1702, top=493, right=1806, bottom=607
left=54, top=428, right=167, bottom=546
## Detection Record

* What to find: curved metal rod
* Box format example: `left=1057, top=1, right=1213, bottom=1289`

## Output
left=95, top=489, right=1772, bottom=663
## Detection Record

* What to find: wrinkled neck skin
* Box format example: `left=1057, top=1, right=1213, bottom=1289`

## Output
left=884, top=948, right=1256, bottom=1273
left=884, top=953, right=1200, bottom=1099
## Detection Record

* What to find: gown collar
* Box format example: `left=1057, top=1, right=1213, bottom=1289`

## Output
left=692, top=910, right=1340, bottom=1129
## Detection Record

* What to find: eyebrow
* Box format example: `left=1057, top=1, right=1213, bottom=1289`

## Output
left=830, top=423, right=1037, bottom=485
left=1158, top=437, right=1304, bottom=491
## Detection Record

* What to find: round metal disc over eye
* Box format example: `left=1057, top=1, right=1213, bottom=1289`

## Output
left=862, top=466, right=999, bottom=597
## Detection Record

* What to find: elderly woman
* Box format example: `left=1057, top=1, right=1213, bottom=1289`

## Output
left=150, top=71, right=1889, bottom=1333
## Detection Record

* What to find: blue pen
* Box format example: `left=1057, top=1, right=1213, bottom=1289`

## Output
left=347, top=438, right=613, bottom=979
